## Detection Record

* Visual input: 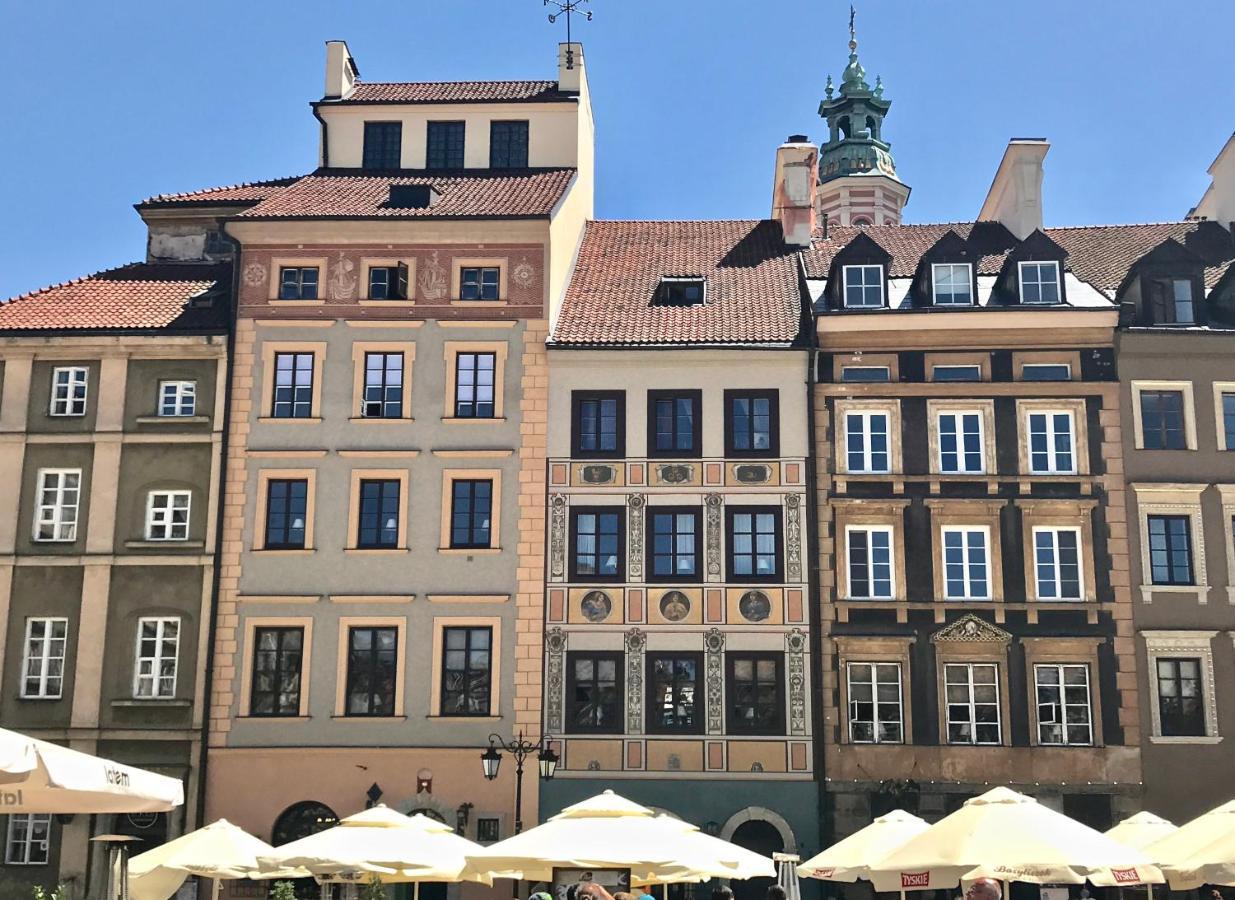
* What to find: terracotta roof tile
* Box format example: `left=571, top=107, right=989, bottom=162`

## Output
left=553, top=220, right=806, bottom=347
left=339, top=80, right=570, bottom=104
left=0, top=264, right=229, bottom=332
left=138, top=177, right=300, bottom=208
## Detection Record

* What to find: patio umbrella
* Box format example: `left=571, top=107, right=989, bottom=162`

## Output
left=1149, top=798, right=1235, bottom=889
left=866, top=787, right=1162, bottom=892
left=797, top=809, right=929, bottom=882
left=0, top=727, right=183, bottom=814
left=1105, top=812, right=1178, bottom=851
left=128, top=819, right=290, bottom=900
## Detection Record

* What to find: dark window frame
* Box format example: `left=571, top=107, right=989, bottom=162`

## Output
left=439, top=625, right=493, bottom=717
left=1147, top=514, right=1194, bottom=586
left=362, top=121, right=403, bottom=170
left=263, top=478, right=308, bottom=550
left=362, top=351, right=404, bottom=419
left=1144, top=274, right=1201, bottom=326
left=1156, top=656, right=1205, bottom=737
left=450, top=478, right=494, bottom=549
left=426, top=120, right=465, bottom=170
left=569, top=506, right=625, bottom=581
left=1140, top=390, right=1187, bottom=450
left=454, top=352, right=497, bottom=419
left=724, top=389, right=780, bottom=458
left=270, top=352, right=315, bottom=418
left=344, top=625, right=398, bottom=717
left=725, top=651, right=785, bottom=735
left=646, top=389, right=703, bottom=458
left=460, top=266, right=501, bottom=302
left=277, top=266, right=319, bottom=301
left=645, top=651, right=705, bottom=735
left=571, top=390, right=626, bottom=458
left=366, top=263, right=409, bottom=301
left=565, top=650, right=625, bottom=735
left=249, top=626, right=304, bottom=717
left=357, top=479, right=401, bottom=549
left=489, top=120, right=530, bottom=168
left=725, top=505, right=784, bottom=582
left=646, top=506, right=703, bottom=582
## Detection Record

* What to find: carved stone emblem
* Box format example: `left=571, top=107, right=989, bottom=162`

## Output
left=327, top=251, right=357, bottom=301
left=580, top=590, right=613, bottom=623
left=419, top=250, right=448, bottom=301
left=735, top=464, right=771, bottom=484
left=704, top=494, right=723, bottom=579
left=545, top=627, right=566, bottom=733
left=549, top=494, right=568, bottom=580
left=738, top=590, right=772, bottom=623
left=657, top=464, right=693, bottom=484
left=705, top=628, right=725, bottom=734
left=784, top=493, right=803, bottom=582
left=625, top=629, right=646, bottom=734
left=581, top=465, right=616, bottom=485
left=512, top=258, right=536, bottom=288
left=658, top=590, right=690, bottom=622
left=627, top=495, right=646, bottom=581
left=242, top=261, right=267, bottom=287
left=786, top=627, right=807, bottom=735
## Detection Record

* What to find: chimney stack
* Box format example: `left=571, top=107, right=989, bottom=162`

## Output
left=978, top=139, right=1049, bottom=240
left=771, top=136, right=819, bottom=249
left=557, top=43, right=588, bottom=94
left=1189, top=133, right=1235, bottom=231
left=324, top=40, right=359, bottom=100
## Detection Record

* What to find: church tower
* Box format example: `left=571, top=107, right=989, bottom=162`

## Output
left=816, top=10, right=910, bottom=226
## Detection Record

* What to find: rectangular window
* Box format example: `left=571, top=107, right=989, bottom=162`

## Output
left=362, top=352, right=404, bottom=418
left=646, top=652, right=703, bottom=734
left=1035, top=663, right=1092, bottom=746
left=1027, top=411, right=1076, bottom=474
left=460, top=267, right=500, bottom=301
left=134, top=617, right=180, bottom=699
left=845, top=411, right=890, bottom=473
left=4, top=814, right=51, bottom=865
left=656, top=278, right=706, bottom=306
left=1156, top=657, right=1205, bottom=737
left=271, top=352, right=314, bottom=418
left=567, top=651, right=623, bottom=734
left=570, top=508, right=623, bottom=580
left=158, top=380, right=196, bottom=417
left=1022, top=363, right=1072, bottom=382
left=725, top=391, right=778, bottom=457
left=846, top=526, right=894, bottom=599
left=50, top=366, right=88, bottom=417
left=942, top=527, right=990, bottom=600
left=1140, top=390, right=1187, bottom=450
left=1033, top=527, right=1082, bottom=600
left=727, top=653, right=784, bottom=735
left=145, top=490, right=191, bottom=541
left=357, top=479, right=401, bottom=549
left=1147, top=514, right=1193, bottom=586
left=489, top=120, right=529, bottom=168
left=278, top=267, right=319, bottom=301
left=842, top=264, right=884, bottom=308
left=1148, top=277, right=1196, bottom=325
left=1223, top=393, right=1235, bottom=450
left=727, top=507, right=782, bottom=581
left=841, top=365, right=891, bottom=383
left=440, top=626, right=492, bottom=716
left=427, top=121, right=466, bottom=169
left=21, top=618, right=68, bottom=699
left=346, top=626, right=397, bottom=716
left=847, top=662, right=903, bottom=744
left=648, top=390, right=701, bottom=457
left=937, top=411, right=985, bottom=473
left=362, top=121, right=402, bottom=170
left=944, top=662, right=1001, bottom=744
left=450, top=479, right=493, bottom=549
left=572, top=391, right=625, bottom=457
left=250, top=626, right=304, bottom=717
left=931, top=365, right=983, bottom=382
left=648, top=508, right=701, bottom=581
left=33, top=469, right=81, bottom=543
left=367, top=264, right=409, bottom=301
left=476, top=818, right=501, bottom=843
left=932, top=263, right=973, bottom=306
left=264, top=479, right=308, bottom=550
left=1019, top=261, right=1061, bottom=304
left=454, top=352, right=496, bottom=418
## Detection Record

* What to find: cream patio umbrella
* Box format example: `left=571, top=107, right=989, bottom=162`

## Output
left=1149, top=798, right=1235, bottom=889
left=1106, top=812, right=1178, bottom=852
left=128, top=819, right=291, bottom=900
left=797, top=809, right=929, bottom=882
left=866, top=787, right=1162, bottom=892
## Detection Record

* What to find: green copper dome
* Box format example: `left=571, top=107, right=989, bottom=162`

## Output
left=817, top=26, right=899, bottom=185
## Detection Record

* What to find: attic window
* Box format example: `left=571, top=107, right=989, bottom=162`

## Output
left=386, top=184, right=435, bottom=209
left=1146, top=277, right=1196, bottom=325
left=656, top=277, right=706, bottom=306
left=1018, top=261, right=1061, bottom=304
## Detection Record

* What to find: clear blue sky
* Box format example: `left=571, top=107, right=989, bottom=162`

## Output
left=2, top=0, right=1232, bottom=298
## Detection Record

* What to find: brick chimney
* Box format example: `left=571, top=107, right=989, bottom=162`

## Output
left=978, top=139, right=1050, bottom=240
left=324, top=40, right=359, bottom=100
left=772, top=136, right=819, bottom=248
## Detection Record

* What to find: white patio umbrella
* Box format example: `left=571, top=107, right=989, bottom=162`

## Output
left=1149, top=798, right=1235, bottom=889
left=797, top=809, right=929, bottom=882
left=866, top=787, right=1162, bottom=892
left=1106, top=812, right=1178, bottom=852
left=0, top=727, right=183, bottom=814
left=128, top=819, right=293, bottom=900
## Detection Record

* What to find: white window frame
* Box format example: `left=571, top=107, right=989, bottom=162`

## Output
left=846, top=662, right=904, bottom=744
left=1018, top=260, right=1061, bottom=304
left=944, top=662, right=1002, bottom=745
left=1033, top=663, right=1093, bottom=746
left=145, top=490, right=192, bottom=542
left=49, top=366, right=88, bottom=417
left=133, top=616, right=180, bottom=699
left=33, top=468, right=82, bottom=543
left=158, top=380, right=197, bottom=417
left=4, top=814, right=51, bottom=865
left=941, top=525, right=991, bottom=600
left=844, top=411, right=891, bottom=473
left=842, top=264, right=885, bottom=308
left=21, top=617, right=68, bottom=699
left=1032, top=526, right=1084, bottom=601
left=931, top=262, right=973, bottom=306
left=845, top=525, right=895, bottom=600
left=936, top=411, right=986, bottom=474
left=1212, top=383, right=1235, bottom=452
left=1142, top=630, right=1220, bottom=743
left=1026, top=409, right=1077, bottom=474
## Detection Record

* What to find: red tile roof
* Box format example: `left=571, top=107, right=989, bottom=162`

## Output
left=337, top=80, right=570, bottom=104
left=138, top=177, right=300, bottom=208
left=233, top=168, right=575, bottom=219
left=553, top=220, right=806, bottom=346
left=0, top=264, right=229, bottom=332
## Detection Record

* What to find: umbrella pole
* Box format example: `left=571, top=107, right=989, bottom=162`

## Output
left=415, top=882, right=420, bottom=900
left=213, top=877, right=222, bottom=900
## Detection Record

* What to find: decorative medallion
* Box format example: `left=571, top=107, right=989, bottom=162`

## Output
left=242, top=261, right=267, bottom=287
left=581, top=465, right=617, bottom=485
left=625, top=629, right=646, bottom=734
left=512, top=258, right=536, bottom=289
left=658, top=590, right=690, bottom=622
left=930, top=612, right=1012, bottom=644
left=627, top=494, right=646, bottom=581
left=327, top=251, right=357, bottom=301
left=735, top=464, right=771, bottom=484
left=545, top=627, right=566, bottom=733
left=705, top=627, right=725, bottom=734
left=580, top=590, right=613, bottom=623
left=738, top=589, right=772, bottom=623
left=750, top=762, right=765, bottom=773
left=419, top=250, right=448, bottom=301
left=657, top=464, right=693, bottom=484
left=587, top=760, right=601, bottom=771
left=549, top=494, right=567, bottom=580
left=786, top=628, right=807, bottom=735
left=705, top=494, right=723, bottom=579
left=784, top=493, right=803, bottom=582
left=667, top=754, right=681, bottom=771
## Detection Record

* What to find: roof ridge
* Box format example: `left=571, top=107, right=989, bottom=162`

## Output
left=1044, top=220, right=1195, bottom=232
left=4, top=262, right=219, bottom=306
left=589, top=218, right=768, bottom=225
left=354, top=78, right=555, bottom=86
left=141, top=175, right=303, bottom=204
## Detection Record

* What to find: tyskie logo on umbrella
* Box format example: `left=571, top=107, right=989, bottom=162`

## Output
left=1110, top=868, right=1140, bottom=884
left=902, top=872, right=931, bottom=888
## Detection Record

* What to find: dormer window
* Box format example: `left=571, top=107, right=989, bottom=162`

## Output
left=1146, top=277, right=1196, bottom=325
left=1019, top=261, right=1061, bottom=304
left=932, top=263, right=973, bottom=306
left=843, top=265, right=884, bottom=308
left=656, top=277, right=706, bottom=306
left=362, top=122, right=402, bottom=170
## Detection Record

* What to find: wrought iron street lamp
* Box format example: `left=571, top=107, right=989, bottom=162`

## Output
left=480, top=731, right=557, bottom=834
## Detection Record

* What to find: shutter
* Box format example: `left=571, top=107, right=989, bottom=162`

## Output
left=396, top=262, right=410, bottom=300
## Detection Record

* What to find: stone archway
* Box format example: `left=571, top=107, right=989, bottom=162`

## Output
left=719, top=806, right=797, bottom=853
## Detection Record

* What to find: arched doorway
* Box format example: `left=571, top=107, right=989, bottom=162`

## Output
left=729, top=820, right=783, bottom=900
left=272, top=801, right=339, bottom=898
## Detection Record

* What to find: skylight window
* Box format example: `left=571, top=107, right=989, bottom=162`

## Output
left=656, top=277, right=706, bottom=306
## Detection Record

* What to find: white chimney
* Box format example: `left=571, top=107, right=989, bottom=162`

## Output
left=978, top=139, right=1050, bottom=240
left=771, top=136, right=818, bottom=249
left=557, top=42, right=587, bottom=94
left=1189, top=133, right=1235, bottom=230
left=324, top=40, right=359, bottom=100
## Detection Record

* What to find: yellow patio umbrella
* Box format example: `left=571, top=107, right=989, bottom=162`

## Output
left=1149, top=798, right=1235, bottom=889
left=797, top=809, right=929, bottom=882
left=128, top=819, right=292, bottom=900
left=1106, top=812, right=1178, bottom=851
left=866, top=787, right=1162, bottom=892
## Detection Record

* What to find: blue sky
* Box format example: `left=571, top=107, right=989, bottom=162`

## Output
left=2, top=0, right=1232, bottom=298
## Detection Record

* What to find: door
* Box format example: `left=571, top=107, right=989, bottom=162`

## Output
left=729, top=819, right=784, bottom=900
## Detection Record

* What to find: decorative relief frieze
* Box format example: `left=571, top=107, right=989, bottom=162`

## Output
left=784, top=493, right=803, bottom=582
left=786, top=628, right=808, bottom=735
left=327, top=251, right=357, bottom=300
left=705, top=493, right=723, bottom=581
left=549, top=493, right=568, bottom=580
left=419, top=250, right=448, bottom=301
left=930, top=612, right=1012, bottom=644
left=705, top=627, right=726, bottom=734
left=625, top=629, right=646, bottom=734
left=627, top=494, right=646, bottom=580
left=513, top=257, right=536, bottom=289
left=545, top=627, right=566, bottom=734
left=242, top=262, right=267, bottom=287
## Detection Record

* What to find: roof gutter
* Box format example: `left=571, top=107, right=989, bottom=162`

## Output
left=312, top=104, right=330, bottom=168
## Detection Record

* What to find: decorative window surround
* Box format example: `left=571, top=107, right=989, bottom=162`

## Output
left=1017, top=499, right=1098, bottom=603
left=926, top=399, right=997, bottom=476
left=1017, top=399, right=1089, bottom=476
left=1132, top=484, right=1208, bottom=603
left=258, top=341, right=326, bottom=422
left=442, top=341, right=508, bottom=422
left=833, top=499, right=910, bottom=602
left=831, top=352, right=899, bottom=383
left=1130, top=380, right=1197, bottom=450
left=1142, top=630, right=1221, bottom=743
left=350, top=342, right=415, bottom=421
left=925, top=499, right=1006, bottom=602
left=1217, top=485, right=1235, bottom=604
left=1021, top=636, right=1104, bottom=747
left=1013, top=351, right=1080, bottom=382
left=835, top=399, right=902, bottom=475
left=834, top=634, right=915, bottom=746
left=1214, top=383, right=1235, bottom=452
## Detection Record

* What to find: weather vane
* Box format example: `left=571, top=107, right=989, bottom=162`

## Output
left=546, top=0, right=592, bottom=65
left=849, top=4, right=857, bottom=48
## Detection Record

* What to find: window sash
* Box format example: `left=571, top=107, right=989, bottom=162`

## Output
left=1019, top=261, right=1060, bottom=304
left=1022, top=364, right=1071, bottom=382
left=1156, top=656, right=1205, bottom=737
left=574, top=393, right=622, bottom=455
left=567, top=651, right=623, bottom=734
left=651, top=394, right=699, bottom=454
left=426, top=121, right=465, bottom=169
left=34, top=469, right=81, bottom=542
left=571, top=509, right=623, bottom=579
left=1034, top=663, right=1093, bottom=746
left=932, top=263, right=973, bottom=305
left=942, top=527, right=991, bottom=600
left=1140, top=391, right=1187, bottom=450
left=271, top=352, right=315, bottom=418
left=1033, top=527, right=1083, bottom=600
left=1027, top=410, right=1076, bottom=474
left=944, top=662, right=1001, bottom=744
left=646, top=653, right=702, bottom=734
left=450, top=479, right=493, bottom=549
left=362, top=121, right=402, bottom=170
left=846, top=526, right=894, bottom=599
left=649, top=510, right=700, bottom=579
left=846, top=662, right=903, bottom=743
left=727, top=508, right=781, bottom=580
left=50, top=366, right=89, bottom=417
left=1222, top=393, right=1235, bottom=450
left=460, top=267, right=501, bottom=301
left=134, top=617, right=180, bottom=699
left=158, top=380, right=196, bottom=417
left=145, top=490, right=191, bottom=541
left=264, top=479, right=308, bottom=549
left=489, top=120, right=530, bottom=168
left=440, top=626, right=492, bottom=716
left=362, top=352, right=404, bottom=418
left=5, top=814, right=51, bottom=865
left=1147, top=515, right=1194, bottom=586
left=727, top=393, right=776, bottom=455
left=727, top=653, right=784, bottom=735
left=250, top=626, right=304, bottom=717
left=931, top=365, right=983, bottom=383
left=21, top=617, right=68, bottom=699
left=841, top=366, right=891, bottom=383
left=937, top=411, right=985, bottom=473
left=346, top=626, right=398, bottom=716
left=278, top=267, right=319, bottom=300
left=845, top=411, right=890, bottom=473
left=454, top=353, right=496, bottom=418
left=358, top=480, right=401, bottom=549
left=843, top=265, right=884, bottom=307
